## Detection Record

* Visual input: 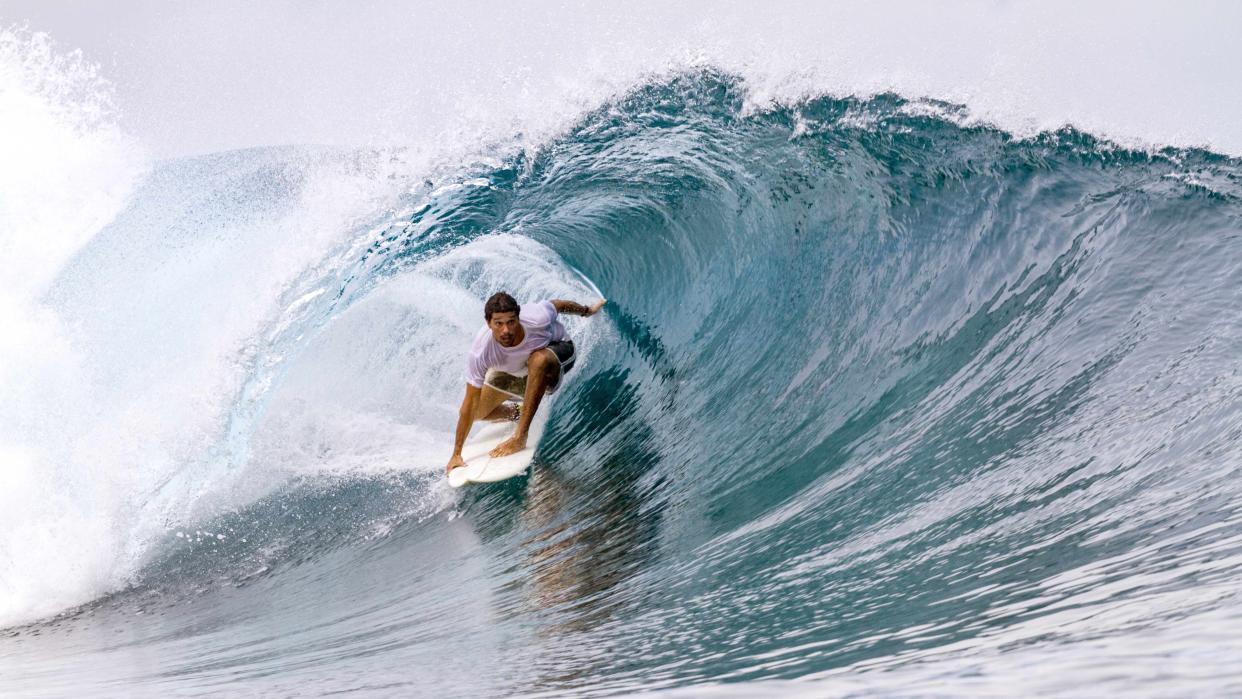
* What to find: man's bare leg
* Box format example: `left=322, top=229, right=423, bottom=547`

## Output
left=482, top=403, right=519, bottom=422
left=473, top=385, right=513, bottom=422
left=491, top=349, right=558, bottom=457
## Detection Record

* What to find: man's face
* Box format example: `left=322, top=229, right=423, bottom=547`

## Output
left=488, top=311, right=521, bottom=347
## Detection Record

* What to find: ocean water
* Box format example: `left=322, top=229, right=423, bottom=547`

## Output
left=2, top=23, right=1242, bottom=698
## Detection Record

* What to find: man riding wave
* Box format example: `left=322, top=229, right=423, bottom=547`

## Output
left=446, top=291, right=606, bottom=475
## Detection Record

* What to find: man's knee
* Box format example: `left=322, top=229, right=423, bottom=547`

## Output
left=528, top=348, right=551, bottom=371
left=527, top=349, right=559, bottom=383
left=472, top=402, right=489, bottom=420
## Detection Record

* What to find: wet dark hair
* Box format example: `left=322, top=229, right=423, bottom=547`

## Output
left=484, top=291, right=520, bottom=321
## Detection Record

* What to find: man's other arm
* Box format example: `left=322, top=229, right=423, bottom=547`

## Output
left=447, top=383, right=481, bottom=473
left=552, top=299, right=607, bottom=317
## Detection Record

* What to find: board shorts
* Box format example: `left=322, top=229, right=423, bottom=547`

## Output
left=483, top=340, right=576, bottom=398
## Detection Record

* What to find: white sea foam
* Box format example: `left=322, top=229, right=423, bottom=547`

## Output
left=0, top=29, right=411, bottom=628
left=0, top=26, right=147, bottom=628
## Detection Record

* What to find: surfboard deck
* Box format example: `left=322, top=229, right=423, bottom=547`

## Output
left=448, top=409, right=547, bottom=488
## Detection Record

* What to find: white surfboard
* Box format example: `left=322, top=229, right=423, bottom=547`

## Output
left=448, top=409, right=548, bottom=488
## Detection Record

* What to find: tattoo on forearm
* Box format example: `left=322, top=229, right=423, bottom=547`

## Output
left=560, top=301, right=589, bottom=315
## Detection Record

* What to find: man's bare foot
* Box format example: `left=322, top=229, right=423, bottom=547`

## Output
left=490, top=434, right=527, bottom=457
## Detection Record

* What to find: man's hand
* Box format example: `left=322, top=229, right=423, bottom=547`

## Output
left=446, top=453, right=466, bottom=475
left=585, top=299, right=607, bottom=316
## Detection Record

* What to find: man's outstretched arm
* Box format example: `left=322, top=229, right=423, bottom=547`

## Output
left=552, top=299, right=607, bottom=316
left=447, top=383, right=481, bottom=473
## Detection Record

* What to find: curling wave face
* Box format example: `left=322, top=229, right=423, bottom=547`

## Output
left=3, top=71, right=1242, bottom=696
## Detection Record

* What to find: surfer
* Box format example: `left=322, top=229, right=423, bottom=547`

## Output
left=446, top=292, right=606, bottom=475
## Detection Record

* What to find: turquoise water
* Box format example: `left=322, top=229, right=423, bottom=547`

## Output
left=3, top=73, right=1242, bottom=696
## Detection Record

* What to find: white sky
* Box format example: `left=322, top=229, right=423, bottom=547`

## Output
left=4, top=0, right=1240, bottom=158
